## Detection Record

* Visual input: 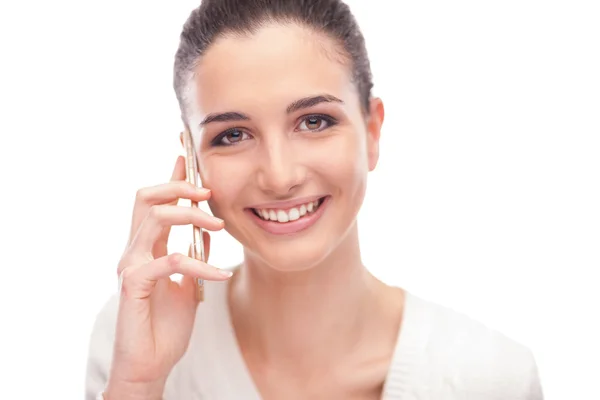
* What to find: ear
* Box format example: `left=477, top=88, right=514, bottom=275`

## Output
left=179, top=115, right=190, bottom=147
left=366, top=97, right=385, bottom=171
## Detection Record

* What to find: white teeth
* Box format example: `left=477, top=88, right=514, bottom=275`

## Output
left=254, top=198, right=324, bottom=223
left=288, top=208, right=300, bottom=221
left=277, top=210, right=289, bottom=223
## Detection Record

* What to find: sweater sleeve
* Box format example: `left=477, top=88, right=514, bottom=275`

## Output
left=84, top=294, right=119, bottom=400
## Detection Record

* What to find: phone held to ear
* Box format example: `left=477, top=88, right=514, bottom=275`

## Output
left=182, top=129, right=205, bottom=302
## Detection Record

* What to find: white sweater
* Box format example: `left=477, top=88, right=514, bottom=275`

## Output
left=86, top=280, right=543, bottom=399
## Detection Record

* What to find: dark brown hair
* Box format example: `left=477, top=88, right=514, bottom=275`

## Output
left=173, top=0, right=374, bottom=122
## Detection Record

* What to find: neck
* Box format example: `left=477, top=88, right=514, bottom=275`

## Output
left=228, top=222, right=388, bottom=372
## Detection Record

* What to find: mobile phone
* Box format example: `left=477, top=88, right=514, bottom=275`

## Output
left=182, top=129, right=205, bottom=302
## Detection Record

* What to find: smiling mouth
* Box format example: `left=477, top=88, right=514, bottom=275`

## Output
left=251, top=197, right=327, bottom=223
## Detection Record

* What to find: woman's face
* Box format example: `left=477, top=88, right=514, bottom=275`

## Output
left=187, top=23, right=384, bottom=271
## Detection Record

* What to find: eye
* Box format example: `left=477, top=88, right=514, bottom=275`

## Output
left=297, top=114, right=337, bottom=132
left=212, top=128, right=252, bottom=146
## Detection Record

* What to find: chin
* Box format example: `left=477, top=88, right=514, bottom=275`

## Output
left=242, top=216, right=357, bottom=274
left=254, top=240, right=337, bottom=273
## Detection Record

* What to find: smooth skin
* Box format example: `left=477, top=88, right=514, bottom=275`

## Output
left=104, top=22, right=404, bottom=400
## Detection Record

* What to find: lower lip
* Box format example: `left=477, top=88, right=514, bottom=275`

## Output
left=246, top=196, right=330, bottom=235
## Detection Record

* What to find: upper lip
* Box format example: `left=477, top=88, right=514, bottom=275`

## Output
left=248, top=195, right=326, bottom=210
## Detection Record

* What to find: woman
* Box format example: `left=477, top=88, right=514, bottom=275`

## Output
left=86, top=0, right=543, bottom=399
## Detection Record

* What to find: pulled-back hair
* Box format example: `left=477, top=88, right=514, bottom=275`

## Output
left=173, top=0, right=374, bottom=122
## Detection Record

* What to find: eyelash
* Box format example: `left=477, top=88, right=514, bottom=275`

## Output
left=210, top=114, right=338, bottom=147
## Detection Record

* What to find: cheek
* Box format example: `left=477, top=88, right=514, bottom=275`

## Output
left=309, top=130, right=369, bottom=189
left=199, top=155, right=251, bottom=216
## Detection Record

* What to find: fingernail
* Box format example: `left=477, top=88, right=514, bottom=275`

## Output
left=218, top=269, right=233, bottom=277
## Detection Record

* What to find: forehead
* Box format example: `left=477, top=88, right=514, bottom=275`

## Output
left=192, top=23, right=355, bottom=113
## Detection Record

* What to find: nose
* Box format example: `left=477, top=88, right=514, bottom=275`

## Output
left=256, top=136, right=306, bottom=196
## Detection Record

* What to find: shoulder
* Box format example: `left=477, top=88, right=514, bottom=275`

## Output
left=399, top=292, right=543, bottom=399
left=411, top=293, right=532, bottom=362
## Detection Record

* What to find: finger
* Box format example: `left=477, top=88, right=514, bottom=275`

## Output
left=127, top=182, right=211, bottom=251
left=148, top=155, right=203, bottom=257
left=127, top=205, right=224, bottom=257
left=119, top=253, right=232, bottom=299
left=135, top=181, right=211, bottom=207
left=170, top=155, right=186, bottom=182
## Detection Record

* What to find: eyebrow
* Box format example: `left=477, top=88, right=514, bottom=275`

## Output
left=198, top=94, right=344, bottom=126
left=199, top=111, right=249, bottom=126
left=286, top=94, right=344, bottom=113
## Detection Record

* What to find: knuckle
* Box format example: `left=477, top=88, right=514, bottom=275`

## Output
left=117, top=251, right=136, bottom=275
left=167, top=253, right=183, bottom=272
left=120, top=266, right=136, bottom=281
left=135, top=187, right=149, bottom=203
left=116, top=259, right=128, bottom=275
left=119, top=267, right=137, bottom=295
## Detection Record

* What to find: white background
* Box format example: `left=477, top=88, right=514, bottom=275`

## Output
left=0, top=0, right=598, bottom=398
